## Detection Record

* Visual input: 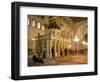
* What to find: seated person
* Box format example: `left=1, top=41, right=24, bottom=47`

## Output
left=32, top=54, right=44, bottom=63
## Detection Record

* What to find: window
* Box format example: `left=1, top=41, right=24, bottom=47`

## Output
left=32, top=19, right=35, bottom=27
left=37, top=22, right=41, bottom=29
left=42, top=25, right=45, bottom=30
left=53, top=31, right=55, bottom=35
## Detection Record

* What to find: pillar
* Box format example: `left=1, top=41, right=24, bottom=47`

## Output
left=54, top=40, right=56, bottom=57
left=58, top=41, right=60, bottom=57
left=46, top=40, right=49, bottom=58
left=49, top=39, right=52, bottom=58
left=62, top=41, right=64, bottom=56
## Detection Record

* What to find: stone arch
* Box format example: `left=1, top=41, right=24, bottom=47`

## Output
left=76, top=23, right=88, bottom=41
left=82, top=33, right=88, bottom=42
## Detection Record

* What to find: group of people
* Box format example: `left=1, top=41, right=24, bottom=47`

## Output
left=51, top=48, right=68, bottom=57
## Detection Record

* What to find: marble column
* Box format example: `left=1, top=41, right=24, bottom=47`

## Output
left=49, top=39, right=52, bottom=58
left=62, top=42, right=64, bottom=56
left=54, top=40, right=56, bottom=57
left=46, top=40, right=49, bottom=58
left=58, top=41, right=60, bottom=57
left=41, top=40, right=43, bottom=58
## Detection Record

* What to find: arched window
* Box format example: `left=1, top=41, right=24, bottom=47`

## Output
left=42, top=25, right=45, bottom=30
left=37, top=22, right=41, bottom=29
left=32, top=19, right=35, bottom=27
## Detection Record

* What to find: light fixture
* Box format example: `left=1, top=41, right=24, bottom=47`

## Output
left=73, top=35, right=80, bottom=42
left=82, top=41, right=88, bottom=46
left=82, top=41, right=86, bottom=45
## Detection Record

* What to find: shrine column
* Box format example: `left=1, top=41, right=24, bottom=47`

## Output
left=49, top=39, right=52, bottom=58
left=46, top=40, right=49, bottom=58
left=41, top=40, right=43, bottom=58
left=58, top=41, right=60, bottom=57
left=54, top=40, right=56, bottom=57
left=62, top=42, right=64, bottom=56
left=64, top=41, right=66, bottom=56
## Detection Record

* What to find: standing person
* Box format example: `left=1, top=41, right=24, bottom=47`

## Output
left=64, top=48, right=67, bottom=56
left=60, top=49, right=62, bottom=56
left=51, top=47, right=54, bottom=57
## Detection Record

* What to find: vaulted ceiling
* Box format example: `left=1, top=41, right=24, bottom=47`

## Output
left=69, top=17, right=87, bottom=23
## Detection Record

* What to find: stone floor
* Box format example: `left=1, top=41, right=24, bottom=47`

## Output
left=28, top=54, right=88, bottom=67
